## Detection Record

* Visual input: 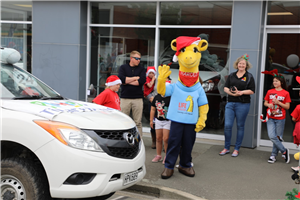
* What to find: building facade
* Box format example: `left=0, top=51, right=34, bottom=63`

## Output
left=1, top=1, right=300, bottom=150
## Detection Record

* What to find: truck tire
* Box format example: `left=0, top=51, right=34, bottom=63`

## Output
left=1, top=157, right=50, bottom=200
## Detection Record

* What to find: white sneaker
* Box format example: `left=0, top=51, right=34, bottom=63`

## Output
left=268, top=156, right=276, bottom=164
left=291, top=166, right=299, bottom=172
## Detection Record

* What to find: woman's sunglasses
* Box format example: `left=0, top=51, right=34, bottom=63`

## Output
left=132, top=57, right=141, bottom=61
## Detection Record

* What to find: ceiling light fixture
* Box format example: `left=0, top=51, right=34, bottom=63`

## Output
left=14, top=4, right=32, bottom=8
left=268, top=12, right=293, bottom=15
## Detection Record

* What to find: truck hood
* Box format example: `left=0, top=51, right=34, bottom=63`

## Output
left=1, top=99, right=135, bottom=130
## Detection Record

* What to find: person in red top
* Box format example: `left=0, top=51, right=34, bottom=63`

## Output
left=93, top=75, right=121, bottom=110
left=144, top=66, right=156, bottom=102
left=292, top=100, right=300, bottom=143
left=263, top=72, right=291, bottom=164
left=144, top=66, right=157, bottom=148
left=291, top=76, right=300, bottom=172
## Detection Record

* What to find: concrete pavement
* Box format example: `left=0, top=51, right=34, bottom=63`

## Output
left=126, top=133, right=300, bottom=200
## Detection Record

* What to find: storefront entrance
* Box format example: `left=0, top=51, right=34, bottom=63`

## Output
left=258, top=31, right=300, bottom=150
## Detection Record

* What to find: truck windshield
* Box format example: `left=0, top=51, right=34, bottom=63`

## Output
left=1, top=64, right=63, bottom=100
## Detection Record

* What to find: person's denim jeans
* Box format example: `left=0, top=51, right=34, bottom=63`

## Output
left=266, top=118, right=286, bottom=156
left=224, top=102, right=250, bottom=151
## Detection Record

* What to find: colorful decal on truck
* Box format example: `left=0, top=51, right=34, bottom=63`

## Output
left=1, top=100, right=116, bottom=120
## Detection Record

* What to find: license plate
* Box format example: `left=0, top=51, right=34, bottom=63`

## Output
left=123, top=170, right=138, bottom=185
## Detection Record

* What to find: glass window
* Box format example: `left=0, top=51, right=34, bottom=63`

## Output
left=1, top=63, right=60, bottom=99
left=89, top=27, right=155, bottom=95
left=267, top=1, right=300, bottom=25
left=261, top=33, right=300, bottom=142
left=89, top=2, right=231, bottom=133
left=91, top=2, right=156, bottom=25
left=160, top=2, right=232, bottom=25
left=1, top=1, right=32, bottom=21
left=1, top=23, right=32, bottom=72
left=159, top=28, right=231, bottom=134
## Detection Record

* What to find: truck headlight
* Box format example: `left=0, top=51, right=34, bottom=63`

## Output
left=34, top=120, right=103, bottom=152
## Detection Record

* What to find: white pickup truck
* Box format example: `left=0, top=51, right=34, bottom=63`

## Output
left=0, top=47, right=146, bottom=200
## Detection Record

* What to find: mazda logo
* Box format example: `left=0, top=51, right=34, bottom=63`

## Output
left=123, top=132, right=135, bottom=146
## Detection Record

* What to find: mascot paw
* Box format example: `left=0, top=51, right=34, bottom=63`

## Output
left=157, top=64, right=172, bottom=95
left=158, top=65, right=172, bottom=80
left=195, top=122, right=205, bottom=132
left=195, top=126, right=204, bottom=132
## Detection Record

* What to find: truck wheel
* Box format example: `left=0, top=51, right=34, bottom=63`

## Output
left=1, top=157, right=50, bottom=200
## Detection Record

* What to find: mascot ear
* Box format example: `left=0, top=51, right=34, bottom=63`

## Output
left=198, top=39, right=208, bottom=52
left=171, top=39, right=177, bottom=51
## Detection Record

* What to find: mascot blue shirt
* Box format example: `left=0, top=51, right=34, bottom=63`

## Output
left=165, top=81, right=208, bottom=124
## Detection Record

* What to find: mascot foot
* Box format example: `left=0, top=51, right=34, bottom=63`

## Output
left=161, top=168, right=174, bottom=179
left=178, top=166, right=195, bottom=177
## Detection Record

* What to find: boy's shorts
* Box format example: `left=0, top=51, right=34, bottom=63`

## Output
left=155, top=119, right=171, bottom=130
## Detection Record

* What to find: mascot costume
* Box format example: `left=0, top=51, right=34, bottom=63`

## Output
left=158, top=36, right=209, bottom=179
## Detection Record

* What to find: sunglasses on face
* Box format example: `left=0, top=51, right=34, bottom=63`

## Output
left=132, top=57, right=141, bottom=61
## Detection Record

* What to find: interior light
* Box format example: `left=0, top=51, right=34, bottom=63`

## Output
left=14, top=4, right=32, bottom=8
left=268, top=12, right=293, bottom=16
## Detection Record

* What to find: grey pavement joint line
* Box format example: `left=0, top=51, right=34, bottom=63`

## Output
left=126, top=183, right=207, bottom=200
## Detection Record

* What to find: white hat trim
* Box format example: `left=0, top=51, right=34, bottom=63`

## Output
left=146, top=69, right=156, bottom=76
left=172, top=39, right=201, bottom=62
left=105, top=79, right=122, bottom=86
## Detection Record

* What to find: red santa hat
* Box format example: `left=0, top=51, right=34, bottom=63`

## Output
left=146, top=66, right=156, bottom=77
left=105, top=75, right=122, bottom=87
left=173, top=36, right=201, bottom=62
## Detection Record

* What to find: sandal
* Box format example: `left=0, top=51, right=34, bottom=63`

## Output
left=219, top=149, right=230, bottom=156
left=232, top=150, right=239, bottom=157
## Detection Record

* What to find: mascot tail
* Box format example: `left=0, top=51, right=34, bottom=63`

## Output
left=260, top=108, right=271, bottom=123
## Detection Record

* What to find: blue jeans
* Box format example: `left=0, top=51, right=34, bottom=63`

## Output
left=224, top=102, right=250, bottom=151
left=266, top=118, right=286, bottom=156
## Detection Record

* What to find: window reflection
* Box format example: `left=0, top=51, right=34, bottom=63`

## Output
left=89, top=27, right=155, bottom=95
left=1, top=1, right=32, bottom=21
left=267, top=1, right=300, bottom=25
left=90, top=3, right=232, bottom=133
left=91, top=2, right=156, bottom=25
left=159, top=28, right=230, bottom=133
left=160, top=2, right=232, bottom=25
left=1, top=23, right=32, bottom=72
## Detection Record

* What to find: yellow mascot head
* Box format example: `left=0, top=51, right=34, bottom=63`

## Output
left=171, top=36, right=208, bottom=70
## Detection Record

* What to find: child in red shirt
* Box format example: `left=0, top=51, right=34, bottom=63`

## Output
left=263, top=73, right=291, bottom=164
left=144, top=66, right=156, bottom=102
left=93, top=75, right=121, bottom=110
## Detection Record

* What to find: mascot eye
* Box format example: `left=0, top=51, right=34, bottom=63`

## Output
left=180, top=48, right=186, bottom=53
left=194, top=47, right=200, bottom=53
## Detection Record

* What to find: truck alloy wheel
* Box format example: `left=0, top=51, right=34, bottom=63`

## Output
left=1, top=174, right=26, bottom=200
left=1, top=157, right=50, bottom=200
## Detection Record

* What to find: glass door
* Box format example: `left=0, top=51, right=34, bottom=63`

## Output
left=259, top=32, right=300, bottom=149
